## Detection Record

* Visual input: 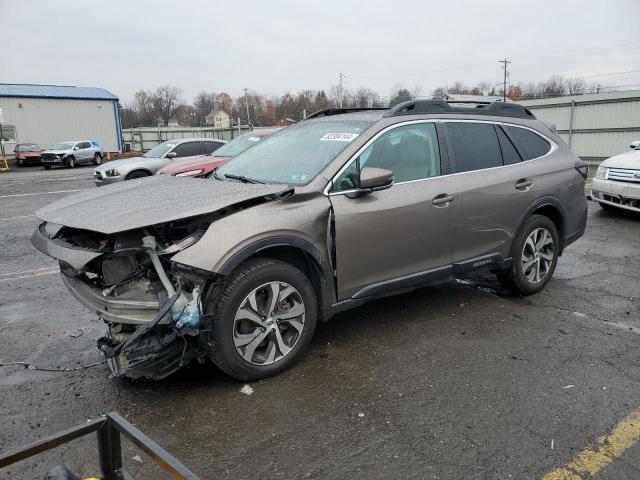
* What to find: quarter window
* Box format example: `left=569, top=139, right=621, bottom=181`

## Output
left=496, top=127, right=522, bottom=165
left=503, top=126, right=551, bottom=160
left=334, top=123, right=441, bottom=190
left=172, top=142, right=202, bottom=157
left=445, top=122, right=502, bottom=173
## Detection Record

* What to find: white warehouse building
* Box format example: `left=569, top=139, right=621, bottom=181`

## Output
left=0, top=83, right=123, bottom=155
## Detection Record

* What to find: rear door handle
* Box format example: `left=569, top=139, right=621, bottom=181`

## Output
left=515, top=179, right=533, bottom=190
left=432, top=194, right=455, bottom=206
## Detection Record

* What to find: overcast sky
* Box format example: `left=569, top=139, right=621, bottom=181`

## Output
left=2, top=0, right=640, bottom=103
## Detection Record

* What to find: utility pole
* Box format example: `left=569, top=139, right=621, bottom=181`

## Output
left=243, top=88, right=251, bottom=126
left=498, top=58, right=511, bottom=101
left=338, top=72, right=343, bottom=108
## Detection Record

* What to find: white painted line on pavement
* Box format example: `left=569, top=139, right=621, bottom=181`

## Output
left=1, top=267, right=58, bottom=277
left=0, top=214, right=36, bottom=222
left=0, top=188, right=86, bottom=198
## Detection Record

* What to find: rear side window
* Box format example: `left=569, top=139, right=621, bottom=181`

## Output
left=172, top=142, right=203, bottom=157
left=503, top=126, right=551, bottom=160
left=496, top=127, right=522, bottom=165
left=203, top=141, right=224, bottom=154
left=445, top=122, right=502, bottom=173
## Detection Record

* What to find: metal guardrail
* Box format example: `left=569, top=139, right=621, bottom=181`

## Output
left=0, top=411, right=200, bottom=480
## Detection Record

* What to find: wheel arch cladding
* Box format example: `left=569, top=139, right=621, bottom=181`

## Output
left=219, top=237, right=335, bottom=322
left=531, top=203, right=565, bottom=251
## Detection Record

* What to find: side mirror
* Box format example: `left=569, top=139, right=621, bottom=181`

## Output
left=346, top=167, right=394, bottom=198
left=360, top=167, right=394, bottom=190
left=73, top=146, right=79, bottom=150
left=166, top=152, right=177, bottom=158
left=630, top=140, right=640, bottom=150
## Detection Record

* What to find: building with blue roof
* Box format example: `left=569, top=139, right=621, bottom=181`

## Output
left=0, top=83, right=123, bottom=156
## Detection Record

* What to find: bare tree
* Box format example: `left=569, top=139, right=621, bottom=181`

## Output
left=193, top=91, right=216, bottom=126
left=152, top=85, right=183, bottom=126
left=565, top=77, right=587, bottom=95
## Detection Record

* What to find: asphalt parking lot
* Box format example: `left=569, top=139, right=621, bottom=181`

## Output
left=0, top=166, right=639, bottom=479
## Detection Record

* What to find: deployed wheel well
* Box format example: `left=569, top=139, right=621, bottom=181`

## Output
left=531, top=204, right=565, bottom=252
left=243, top=246, right=331, bottom=322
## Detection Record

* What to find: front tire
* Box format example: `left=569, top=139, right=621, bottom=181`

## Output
left=497, top=214, right=559, bottom=295
left=208, top=258, right=317, bottom=381
left=66, top=156, right=75, bottom=168
left=93, top=153, right=102, bottom=165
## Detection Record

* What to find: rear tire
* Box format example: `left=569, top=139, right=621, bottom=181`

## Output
left=207, top=258, right=317, bottom=381
left=93, top=153, right=102, bottom=165
left=497, top=214, right=559, bottom=295
left=125, top=170, right=151, bottom=180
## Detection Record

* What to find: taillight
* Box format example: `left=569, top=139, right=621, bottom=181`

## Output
left=575, top=159, right=589, bottom=180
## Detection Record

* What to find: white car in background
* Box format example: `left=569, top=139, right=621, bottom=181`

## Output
left=591, top=141, right=640, bottom=213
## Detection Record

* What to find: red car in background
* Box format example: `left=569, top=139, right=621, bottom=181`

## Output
left=156, top=128, right=281, bottom=177
left=14, top=143, right=44, bottom=166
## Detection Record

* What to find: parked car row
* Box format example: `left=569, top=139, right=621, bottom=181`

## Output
left=13, top=141, right=103, bottom=168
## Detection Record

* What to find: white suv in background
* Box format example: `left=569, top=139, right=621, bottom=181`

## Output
left=41, top=141, right=104, bottom=169
left=591, top=141, right=640, bottom=213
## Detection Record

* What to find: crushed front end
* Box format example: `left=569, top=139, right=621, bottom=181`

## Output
left=31, top=219, right=219, bottom=380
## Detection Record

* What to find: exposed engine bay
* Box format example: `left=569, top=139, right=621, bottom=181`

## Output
left=43, top=217, right=220, bottom=380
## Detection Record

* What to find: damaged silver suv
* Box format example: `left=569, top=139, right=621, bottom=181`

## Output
left=32, top=100, right=588, bottom=381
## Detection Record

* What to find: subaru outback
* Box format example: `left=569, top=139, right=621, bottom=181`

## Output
left=32, top=100, right=588, bottom=381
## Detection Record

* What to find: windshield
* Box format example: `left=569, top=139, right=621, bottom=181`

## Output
left=213, top=132, right=267, bottom=158
left=143, top=141, right=176, bottom=158
left=51, top=143, right=74, bottom=150
left=18, top=145, right=39, bottom=152
left=217, top=120, right=373, bottom=184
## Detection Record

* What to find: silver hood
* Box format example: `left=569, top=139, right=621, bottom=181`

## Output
left=35, top=176, right=289, bottom=234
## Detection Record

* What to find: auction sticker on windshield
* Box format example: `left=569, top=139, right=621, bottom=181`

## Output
left=320, top=133, right=359, bottom=142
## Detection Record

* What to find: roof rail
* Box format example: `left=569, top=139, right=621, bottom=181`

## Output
left=305, top=107, right=388, bottom=120
left=384, top=100, right=535, bottom=119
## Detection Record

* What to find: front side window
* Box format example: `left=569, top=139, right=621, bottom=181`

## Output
left=217, top=119, right=374, bottom=185
left=445, top=122, right=502, bottom=173
left=143, top=141, right=176, bottom=158
left=503, top=126, right=551, bottom=160
left=334, top=123, right=441, bottom=191
left=172, top=142, right=202, bottom=158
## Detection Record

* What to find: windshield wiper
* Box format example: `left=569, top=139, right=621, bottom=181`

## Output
left=223, top=173, right=264, bottom=184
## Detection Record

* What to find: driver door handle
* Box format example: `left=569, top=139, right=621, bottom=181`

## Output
left=432, top=194, right=455, bottom=206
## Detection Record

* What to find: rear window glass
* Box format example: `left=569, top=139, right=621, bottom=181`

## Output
left=445, top=122, right=502, bottom=173
left=503, top=126, right=551, bottom=160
